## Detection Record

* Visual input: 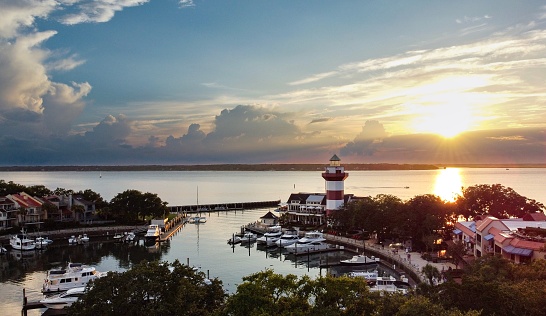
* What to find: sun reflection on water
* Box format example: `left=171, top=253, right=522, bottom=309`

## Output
left=434, top=168, right=463, bottom=202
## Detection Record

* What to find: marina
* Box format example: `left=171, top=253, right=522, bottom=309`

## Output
left=1, top=167, right=544, bottom=315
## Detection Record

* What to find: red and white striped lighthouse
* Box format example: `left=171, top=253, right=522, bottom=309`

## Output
left=322, top=154, right=349, bottom=216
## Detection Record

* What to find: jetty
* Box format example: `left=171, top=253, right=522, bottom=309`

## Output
left=168, top=200, right=280, bottom=213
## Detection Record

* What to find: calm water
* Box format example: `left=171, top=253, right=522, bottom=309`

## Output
left=1, top=168, right=545, bottom=315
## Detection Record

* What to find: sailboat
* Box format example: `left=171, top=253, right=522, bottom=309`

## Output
left=197, top=186, right=207, bottom=223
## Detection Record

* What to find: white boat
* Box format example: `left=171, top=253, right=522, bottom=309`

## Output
left=0, top=246, right=7, bottom=255
left=145, top=224, right=160, bottom=240
left=368, top=275, right=410, bottom=294
left=40, top=286, right=86, bottom=309
left=10, top=229, right=35, bottom=251
left=124, top=231, right=136, bottom=242
left=35, top=237, right=49, bottom=249
left=349, top=269, right=379, bottom=281
left=68, top=235, right=80, bottom=245
left=256, top=230, right=283, bottom=246
left=198, top=216, right=207, bottom=223
left=274, top=230, right=300, bottom=247
left=227, top=235, right=241, bottom=244
left=42, top=262, right=108, bottom=293
left=340, top=254, right=380, bottom=265
left=80, top=234, right=90, bottom=242
left=113, top=232, right=124, bottom=242
left=297, top=231, right=326, bottom=243
left=285, top=240, right=332, bottom=254
left=239, top=231, right=258, bottom=243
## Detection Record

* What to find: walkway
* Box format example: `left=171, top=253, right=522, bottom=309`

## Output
left=324, top=234, right=455, bottom=285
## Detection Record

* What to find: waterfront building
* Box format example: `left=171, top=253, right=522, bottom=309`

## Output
left=453, top=214, right=546, bottom=264
left=6, top=192, right=45, bottom=226
left=0, top=196, right=18, bottom=229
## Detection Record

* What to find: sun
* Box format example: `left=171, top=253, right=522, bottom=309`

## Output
left=411, top=102, right=474, bottom=138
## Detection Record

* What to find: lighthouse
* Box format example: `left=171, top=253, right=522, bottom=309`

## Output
left=322, top=154, right=349, bottom=215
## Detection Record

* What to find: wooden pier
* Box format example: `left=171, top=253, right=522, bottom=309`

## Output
left=168, top=200, right=280, bottom=213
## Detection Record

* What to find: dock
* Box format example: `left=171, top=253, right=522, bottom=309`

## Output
left=168, top=200, right=280, bottom=213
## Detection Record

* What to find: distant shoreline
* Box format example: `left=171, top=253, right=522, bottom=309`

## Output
left=0, top=163, right=545, bottom=172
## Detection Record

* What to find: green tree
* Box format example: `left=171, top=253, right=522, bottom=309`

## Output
left=403, top=194, right=450, bottom=251
left=456, top=184, right=545, bottom=220
left=0, top=180, right=26, bottom=195
left=69, top=260, right=225, bottom=316
left=446, top=240, right=466, bottom=269
left=109, top=190, right=168, bottom=223
left=24, top=184, right=52, bottom=197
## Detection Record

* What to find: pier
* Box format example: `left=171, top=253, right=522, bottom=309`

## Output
left=168, top=200, right=280, bottom=213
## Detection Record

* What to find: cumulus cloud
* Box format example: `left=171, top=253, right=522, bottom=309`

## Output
left=84, top=114, right=132, bottom=144
left=341, top=120, right=389, bottom=156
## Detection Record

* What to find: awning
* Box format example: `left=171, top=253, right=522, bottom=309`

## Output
left=503, top=245, right=533, bottom=257
left=453, top=229, right=462, bottom=235
left=484, top=234, right=494, bottom=241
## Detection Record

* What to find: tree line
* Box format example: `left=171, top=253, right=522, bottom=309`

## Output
left=69, top=256, right=546, bottom=316
left=328, top=184, right=545, bottom=251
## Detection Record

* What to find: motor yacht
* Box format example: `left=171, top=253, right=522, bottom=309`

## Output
left=10, top=228, right=35, bottom=251
left=42, top=262, right=108, bottom=293
left=256, top=230, right=283, bottom=246
left=68, top=235, right=80, bottom=245
left=339, top=254, right=380, bottom=265
left=368, top=275, right=410, bottom=294
left=349, top=269, right=379, bottom=281
left=274, top=230, right=300, bottom=247
left=40, top=286, right=86, bottom=309
left=35, top=237, right=49, bottom=249
left=285, top=240, right=332, bottom=254
left=239, top=231, right=258, bottom=244
left=145, top=224, right=160, bottom=240
left=80, top=234, right=90, bottom=243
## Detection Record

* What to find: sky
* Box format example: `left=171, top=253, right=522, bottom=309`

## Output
left=1, top=0, right=546, bottom=165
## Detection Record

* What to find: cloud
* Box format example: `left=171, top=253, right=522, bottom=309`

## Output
left=456, top=15, right=492, bottom=24
left=179, top=0, right=195, bottom=9
left=0, top=0, right=57, bottom=38
left=59, top=0, right=150, bottom=25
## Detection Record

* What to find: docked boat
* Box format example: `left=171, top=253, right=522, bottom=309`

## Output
left=274, top=230, right=300, bottom=247
left=145, top=224, right=160, bottom=240
left=35, top=237, right=49, bottom=249
left=80, top=234, right=90, bottom=243
left=68, top=235, right=80, bottom=245
left=256, top=229, right=283, bottom=246
left=0, top=246, right=7, bottom=255
left=368, top=275, right=410, bottom=294
left=10, top=228, right=35, bottom=251
left=124, top=231, right=136, bottom=242
left=227, top=235, right=241, bottom=245
left=285, top=240, right=333, bottom=254
left=349, top=269, right=379, bottom=281
left=40, top=286, right=86, bottom=309
left=339, top=254, right=380, bottom=265
left=113, top=232, right=124, bottom=242
left=42, top=262, right=107, bottom=293
left=239, top=231, right=258, bottom=244
left=297, top=231, right=326, bottom=243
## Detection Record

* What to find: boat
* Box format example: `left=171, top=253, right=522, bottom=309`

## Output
left=274, top=230, right=300, bottom=247
left=368, top=275, right=410, bottom=294
left=113, top=232, right=124, bottom=242
left=124, top=231, right=136, bottom=242
left=239, top=231, right=258, bottom=244
left=256, top=229, right=283, bottom=246
left=349, top=269, right=379, bottom=281
left=0, top=246, right=7, bottom=255
left=35, top=237, right=49, bottom=249
left=145, top=224, right=160, bottom=240
left=296, top=231, right=326, bottom=243
left=339, top=254, right=380, bottom=265
left=10, top=228, right=35, bottom=251
left=198, top=216, right=207, bottom=223
left=40, top=286, right=86, bottom=309
left=68, top=235, right=80, bottom=245
left=227, top=235, right=241, bottom=244
left=80, top=234, right=90, bottom=242
left=285, top=240, right=333, bottom=254
left=42, top=262, right=108, bottom=293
